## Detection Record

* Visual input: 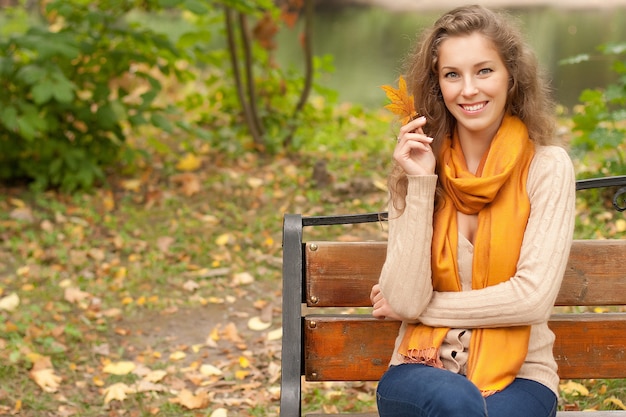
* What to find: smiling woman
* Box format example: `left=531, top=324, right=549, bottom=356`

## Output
left=371, top=5, right=576, bottom=417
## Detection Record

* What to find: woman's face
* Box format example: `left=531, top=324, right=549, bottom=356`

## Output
left=437, top=32, right=510, bottom=141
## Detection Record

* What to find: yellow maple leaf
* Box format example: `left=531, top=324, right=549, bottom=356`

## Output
left=604, top=396, right=626, bottom=410
left=30, top=368, right=62, bottom=393
left=169, top=351, right=187, bottom=361
left=103, top=361, right=136, bottom=375
left=103, top=382, right=134, bottom=404
left=175, top=153, right=202, bottom=172
left=559, top=380, right=589, bottom=396
left=170, top=389, right=210, bottom=410
left=381, top=75, right=418, bottom=125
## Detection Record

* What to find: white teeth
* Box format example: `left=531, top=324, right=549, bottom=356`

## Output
left=463, top=103, right=485, bottom=111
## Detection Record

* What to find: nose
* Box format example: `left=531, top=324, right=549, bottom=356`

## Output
left=462, top=78, right=478, bottom=97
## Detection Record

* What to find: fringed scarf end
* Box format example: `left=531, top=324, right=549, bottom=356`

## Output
left=401, top=347, right=445, bottom=369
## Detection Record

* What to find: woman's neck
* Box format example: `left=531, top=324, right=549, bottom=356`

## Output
left=457, top=121, right=502, bottom=175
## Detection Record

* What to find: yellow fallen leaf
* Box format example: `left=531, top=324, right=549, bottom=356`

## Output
left=559, top=380, right=589, bottom=396
left=170, top=389, right=210, bottom=410
left=64, top=287, right=90, bottom=304
left=169, top=351, right=186, bottom=361
left=200, top=364, right=223, bottom=377
left=103, top=382, right=134, bottom=404
left=235, top=369, right=250, bottom=380
left=103, top=361, right=136, bottom=375
left=247, top=177, right=263, bottom=189
left=0, top=292, right=20, bottom=312
left=144, top=369, right=167, bottom=383
left=267, top=328, right=282, bottom=341
left=211, top=408, right=228, bottom=417
left=604, top=396, right=626, bottom=410
left=120, top=178, right=142, bottom=192
left=215, top=233, right=233, bottom=246
left=247, top=316, right=271, bottom=331
left=29, top=368, right=61, bottom=393
left=93, top=375, right=105, bottom=387
left=239, top=356, right=250, bottom=368
left=175, top=153, right=202, bottom=172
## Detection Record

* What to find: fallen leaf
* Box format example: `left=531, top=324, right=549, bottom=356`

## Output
left=604, top=396, right=626, bottom=410
left=211, top=408, right=228, bottom=417
left=156, top=236, right=175, bottom=253
left=232, top=272, right=254, bottom=286
left=215, top=233, right=234, bottom=246
left=29, top=368, right=61, bottom=393
left=199, top=364, right=223, bottom=377
left=183, top=280, right=199, bottom=292
left=103, top=361, right=136, bottom=375
left=144, top=369, right=167, bottom=383
left=247, top=316, right=271, bottom=331
left=169, top=351, right=186, bottom=361
left=267, top=328, right=282, bottom=341
left=559, top=380, right=589, bottom=396
left=9, top=207, right=34, bottom=222
left=0, top=293, right=20, bottom=311
left=175, top=153, right=202, bottom=172
left=239, top=356, right=250, bottom=368
left=247, top=177, right=264, bottom=189
left=64, top=287, right=91, bottom=304
left=171, top=173, right=201, bottom=196
left=135, top=380, right=167, bottom=393
left=170, top=389, right=210, bottom=410
left=103, top=382, right=134, bottom=404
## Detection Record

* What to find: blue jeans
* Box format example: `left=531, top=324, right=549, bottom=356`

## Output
left=376, top=364, right=557, bottom=417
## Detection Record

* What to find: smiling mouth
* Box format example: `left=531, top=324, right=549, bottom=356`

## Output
left=461, top=102, right=487, bottom=112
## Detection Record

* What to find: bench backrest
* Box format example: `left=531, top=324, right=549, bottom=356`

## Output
left=280, top=176, right=626, bottom=417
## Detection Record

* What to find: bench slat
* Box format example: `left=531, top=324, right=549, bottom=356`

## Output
left=304, top=314, right=626, bottom=381
left=305, top=240, right=626, bottom=307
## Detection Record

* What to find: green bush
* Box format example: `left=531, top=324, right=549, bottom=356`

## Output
left=0, top=0, right=183, bottom=192
left=564, top=42, right=626, bottom=176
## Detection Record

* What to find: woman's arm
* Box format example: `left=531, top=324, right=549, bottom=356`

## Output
left=375, top=175, right=437, bottom=320
left=417, top=146, right=576, bottom=328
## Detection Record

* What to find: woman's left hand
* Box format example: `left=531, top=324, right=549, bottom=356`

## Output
left=370, top=284, right=403, bottom=321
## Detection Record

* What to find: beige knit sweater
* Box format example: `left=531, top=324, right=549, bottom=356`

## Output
left=378, top=145, right=576, bottom=396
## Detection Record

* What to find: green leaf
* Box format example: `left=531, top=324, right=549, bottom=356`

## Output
left=16, top=65, right=47, bottom=85
left=31, top=80, right=55, bottom=104
left=183, top=0, right=209, bottom=14
left=559, top=54, right=590, bottom=66
left=150, top=113, right=172, bottom=132
left=0, top=107, right=19, bottom=131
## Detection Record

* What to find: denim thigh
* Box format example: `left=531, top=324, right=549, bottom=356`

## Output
left=485, top=378, right=557, bottom=417
left=376, top=365, right=557, bottom=417
left=376, top=364, right=487, bottom=417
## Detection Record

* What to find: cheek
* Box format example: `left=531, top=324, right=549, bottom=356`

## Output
left=439, top=84, right=457, bottom=109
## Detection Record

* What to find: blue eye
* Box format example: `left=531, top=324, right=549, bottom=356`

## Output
left=445, top=72, right=459, bottom=79
left=478, top=68, right=493, bottom=75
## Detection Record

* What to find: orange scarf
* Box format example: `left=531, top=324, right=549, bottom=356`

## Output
left=398, top=115, right=535, bottom=396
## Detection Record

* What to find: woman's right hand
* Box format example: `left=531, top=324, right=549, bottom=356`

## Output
left=394, top=116, right=436, bottom=176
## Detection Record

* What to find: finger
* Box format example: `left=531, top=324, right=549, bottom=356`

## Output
left=399, top=116, right=426, bottom=135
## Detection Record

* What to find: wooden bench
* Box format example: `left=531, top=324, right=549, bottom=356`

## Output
left=280, top=175, right=626, bottom=417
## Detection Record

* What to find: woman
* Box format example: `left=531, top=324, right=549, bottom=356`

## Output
left=369, top=5, right=575, bottom=417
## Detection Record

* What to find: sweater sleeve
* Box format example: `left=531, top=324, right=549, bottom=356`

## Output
left=378, top=175, right=437, bottom=319
left=417, top=146, right=575, bottom=328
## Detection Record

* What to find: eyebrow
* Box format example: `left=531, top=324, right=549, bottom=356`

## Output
left=440, top=60, right=496, bottom=71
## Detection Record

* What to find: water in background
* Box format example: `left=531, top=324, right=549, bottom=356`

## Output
left=275, top=5, right=626, bottom=110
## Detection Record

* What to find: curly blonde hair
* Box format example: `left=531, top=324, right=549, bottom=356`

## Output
left=388, top=5, right=558, bottom=212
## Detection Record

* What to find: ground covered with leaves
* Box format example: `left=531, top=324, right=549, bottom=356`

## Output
left=1, top=128, right=626, bottom=416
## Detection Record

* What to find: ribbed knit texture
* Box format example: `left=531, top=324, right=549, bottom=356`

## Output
left=380, top=145, right=576, bottom=395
